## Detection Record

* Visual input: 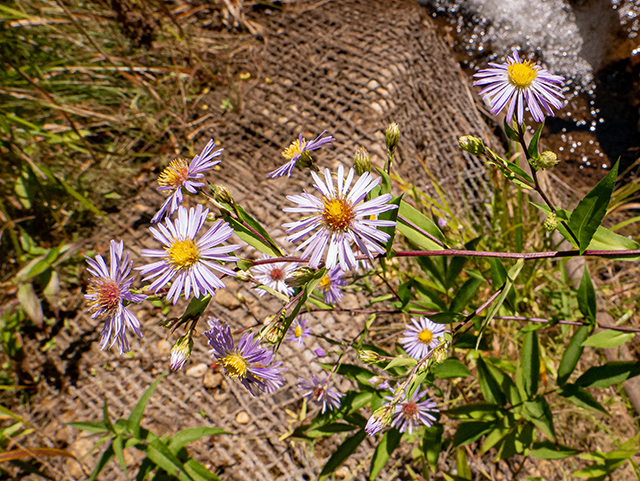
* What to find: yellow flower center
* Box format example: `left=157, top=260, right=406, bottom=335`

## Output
left=168, top=239, right=199, bottom=268
left=418, top=328, right=433, bottom=345
left=87, top=277, right=121, bottom=316
left=319, top=273, right=332, bottom=290
left=507, top=61, right=537, bottom=89
left=294, top=325, right=303, bottom=337
left=158, top=158, right=190, bottom=189
left=221, top=353, right=248, bottom=379
left=282, top=139, right=306, bottom=160
left=322, top=197, right=354, bottom=231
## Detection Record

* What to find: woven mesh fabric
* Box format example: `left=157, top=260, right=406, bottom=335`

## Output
left=12, top=0, right=503, bottom=479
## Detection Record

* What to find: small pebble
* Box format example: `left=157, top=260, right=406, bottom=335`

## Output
left=186, top=363, right=208, bottom=378
left=236, top=412, right=250, bottom=424
left=157, top=340, right=171, bottom=356
left=203, top=371, right=223, bottom=389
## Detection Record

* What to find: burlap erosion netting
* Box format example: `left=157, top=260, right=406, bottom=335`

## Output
left=11, top=0, right=512, bottom=479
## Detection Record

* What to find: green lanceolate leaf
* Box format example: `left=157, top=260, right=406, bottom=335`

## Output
left=319, top=430, right=367, bottom=479
left=433, top=358, right=471, bottom=379
left=476, top=356, right=507, bottom=406
left=585, top=225, right=640, bottom=260
left=168, top=427, right=229, bottom=454
left=422, top=424, right=443, bottom=470
left=369, top=428, right=402, bottom=480
left=113, top=435, right=127, bottom=478
left=530, top=440, right=579, bottom=460
left=449, top=271, right=484, bottom=313
left=379, top=194, right=401, bottom=258
left=68, top=421, right=112, bottom=434
left=559, top=383, right=608, bottom=415
left=568, top=160, right=619, bottom=253
left=453, top=421, right=493, bottom=447
left=519, top=330, right=540, bottom=398
left=128, top=373, right=167, bottom=438
left=577, top=267, right=597, bottom=325
left=145, top=439, right=192, bottom=481
left=444, top=403, right=502, bottom=421
left=576, top=361, right=640, bottom=389
left=527, top=122, right=544, bottom=159
left=396, top=200, right=445, bottom=251
left=557, top=325, right=591, bottom=386
left=582, top=330, right=635, bottom=349
left=89, top=443, right=115, bottom=481
left=523, top=397, right=556, bottom=443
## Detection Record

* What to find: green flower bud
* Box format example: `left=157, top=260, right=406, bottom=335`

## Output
left=170, top=335, right=194, bottom=371
left=535, top=151, right=559, bottom=170
left=211, top=184, right=234, bottom=205
left=544, top=213, right=558, bottom=231
left=285, top=267, right=317, bottom=288
left=385, top=122, right=400, bottom=151
left=358, top=350, right=382, bottom=365
left=365, top=404, right=394, bottom=435
left=431, top=340, right=449, bottom=365
left=458, top=135, right=485, bottom=156
left=353, top=146, right=371, bottom=175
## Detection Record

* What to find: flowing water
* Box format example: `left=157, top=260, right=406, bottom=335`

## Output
left=419, top=0, right=640, bottom=182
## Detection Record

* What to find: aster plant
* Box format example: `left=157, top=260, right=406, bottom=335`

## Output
left=283, top=164, right=398, bottom=271
left=152, top=139, right=223, bottom=223
left=138, top=204, right=240, bottom=304
left=267, top=130, right=335, bottom=178
left=85, top=240, right=147, bottom=354
left=80, top=56, right=640, bottom=480
left=473, top=50, right=565, bottom=125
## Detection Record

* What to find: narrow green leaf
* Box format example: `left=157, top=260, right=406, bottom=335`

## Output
left=476, top=356, right=507, bottom=406
left=168, top=427, right=229, bottom=454
left=456, top=448, right=472, bottom=479
left=68, top=421, right=111, bottom=434
left=503, top=118, right=519, bottom=142
left=319, top=430, right=367, bottom=479
left=568, top=160, right=619, bottom=253
left=519, top=330, right=540, bottom=398
left=531, top=440, right=579, bottom=460
left=559, top=384, right=609, bottom=415
left=375, top=167, right=392, bottom=195
left=128, top=373, right=166, bottom=438
left=577, top=267, right=597, bottom=325
left=527, top=122, right=544, bottom=159
left=557, top=325, right=591, bottom=386
left=576, top=361, right=640, bottom=388
left=433, top=358, right=471, bottom=379
left=523, top=398, right=556, bottom=442
left=369, top=428, right=402, bottom=480
left=234, top=204, right=284, bottom=256
left=396, top=201, right=445, bottom=251
left=452, top=421, right=493, bottom=447
left=306, top=423, right=358, bottom=438
left=88, top=443, right=115, bottom=481
left=184, top=458, right=222, bottom=481
left=113, top=435, right=127, bottom=478
left=444, top=403, right=502, bottom=421
left=585, top=225, right=640, bottom=260
left=145, top=439, right=192, bottom=481
left=422, top=424, right=443, bottom=470
left=449, top=272, right=484, bottom=313
left=224, top=216, right=281, bottom=258
left=333, top=364, right=377, bottom=388
left=384, top=356, right=417, bottom=371
left=480, top=416, right=512, bottom=454
left=582, top=330, right=635, bottom=349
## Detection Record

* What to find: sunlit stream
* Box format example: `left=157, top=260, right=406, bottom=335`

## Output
left=419, top=0, right=640, bottom=179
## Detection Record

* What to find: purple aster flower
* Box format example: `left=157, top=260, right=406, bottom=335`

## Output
left=285, top=317, right=312, bottom=348
left=283, top=164, right=398, bottom=271
left=473, top=50, right=565, bottom=124
left=365, top=404, right=394, bottom=436
left=138, top=204, right=240, bottom=304
left=268, top=131, right=335, bottom=178
left=298, top=375, right=343, bottom=413
left=318, top=267, right=346, bottom=304
left=314, top=348, right=326, bottom=357
left=205, top=319, right=284, bottom=395
left=389, top=388, right=439, bottom=435
left=85, top=240, right=147, bottom=354
left=152, top=139, right=223, bottom=223
left=400, top=317, right=446, bottom=360
left=252, top=255, right=297, bottom=297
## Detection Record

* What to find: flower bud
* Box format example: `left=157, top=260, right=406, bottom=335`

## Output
left=431, top=340, right=449, bottom=365
left=458, top=135, right=485, bottom=156
left=385, top=122, right=400, bottom=151
left=535, top=151, right=559, bottom=170
left=544, top=213, right=558, bottom=231
left=211, top=184, right=234, bottom=205
left=353, top=146, right=371, bottom=175
left=285, top=267, right=317, bottom=288
left=170, top=335, right=194, bottom=371
left=358, top=350, right=383, bottom=365
left=365, top=404, right=394, bottom=436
